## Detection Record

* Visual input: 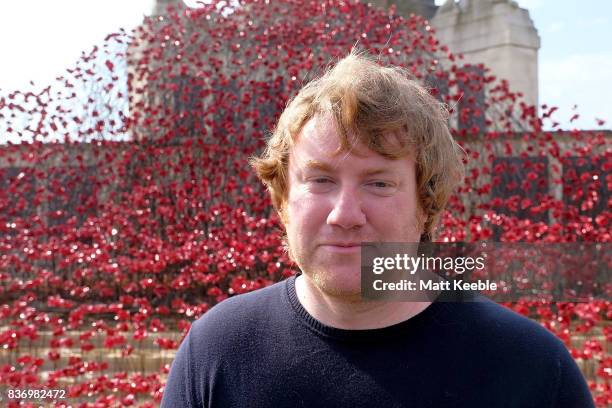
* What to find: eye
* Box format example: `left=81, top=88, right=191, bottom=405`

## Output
left=365, top=180, right=397, bottom=195
left=312, top=178, right=332, bottom=184
left=305, top=177, right=335, bottom=192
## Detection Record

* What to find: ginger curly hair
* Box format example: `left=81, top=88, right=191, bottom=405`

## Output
left=250, top=48, right=465, bottom=242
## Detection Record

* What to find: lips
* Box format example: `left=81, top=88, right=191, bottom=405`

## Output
left=318, top=242, right=364, bottom=253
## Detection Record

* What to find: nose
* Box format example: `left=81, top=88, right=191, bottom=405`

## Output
left=326, top=185, right=366, bottom=230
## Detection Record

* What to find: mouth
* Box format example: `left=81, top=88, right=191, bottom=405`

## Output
left=320, top=243, right=363, bottom=253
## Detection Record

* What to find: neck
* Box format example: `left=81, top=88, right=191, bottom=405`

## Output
left=295, top=274, right=431, bottom=330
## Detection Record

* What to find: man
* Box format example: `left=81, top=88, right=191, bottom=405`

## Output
left=161, top=50, right=594, bottom=407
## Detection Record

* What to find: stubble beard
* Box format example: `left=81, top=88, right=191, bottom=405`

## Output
left=291, top=243, right=363, bottom=302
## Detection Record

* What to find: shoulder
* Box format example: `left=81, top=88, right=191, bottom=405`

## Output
left=447, top=297, right=557, bottom=337
left=446, top=297, right=568, bottom=353
left=438, top=298, right=586, bottom=382
left=429, top=297, right=579, bottom=377
left=188, top=279, right=287, bottom=348
left=161, top=280, right=290, bottom=407
left=445, top=298, right=593, bottom=405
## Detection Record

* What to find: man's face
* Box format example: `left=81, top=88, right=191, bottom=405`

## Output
left=284, top=113, right=423, bottom=300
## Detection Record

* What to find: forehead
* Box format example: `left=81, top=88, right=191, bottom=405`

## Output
left=289, top=114, right=411, bottom=171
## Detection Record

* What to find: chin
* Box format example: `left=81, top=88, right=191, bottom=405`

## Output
left=310, top=264, right=363, bottom=300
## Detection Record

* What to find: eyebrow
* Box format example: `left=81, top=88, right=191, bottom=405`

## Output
left=304, top=160, right=334, bottom=172
left=303, top=159, right=394, bottom=176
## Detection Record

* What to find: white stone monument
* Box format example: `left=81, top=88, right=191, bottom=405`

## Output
left=432, top=0, right=540, bottom=109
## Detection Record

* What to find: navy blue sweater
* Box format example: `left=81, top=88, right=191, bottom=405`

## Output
left=161, top=275, right=594, bottom=407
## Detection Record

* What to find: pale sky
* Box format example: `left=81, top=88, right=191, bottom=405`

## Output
left=0, top=0, right=610, bottom=131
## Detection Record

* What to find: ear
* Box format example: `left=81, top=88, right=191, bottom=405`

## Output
left=277, top=203, right=289, bottom=227
left=281, top=234, right=296, bottom=262
left=415, top=203, right=427, bottom=237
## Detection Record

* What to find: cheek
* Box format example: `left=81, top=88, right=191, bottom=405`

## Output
left=364, top=195, right=421, bottom=232
left=287, top=190, right=328, bottom=227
